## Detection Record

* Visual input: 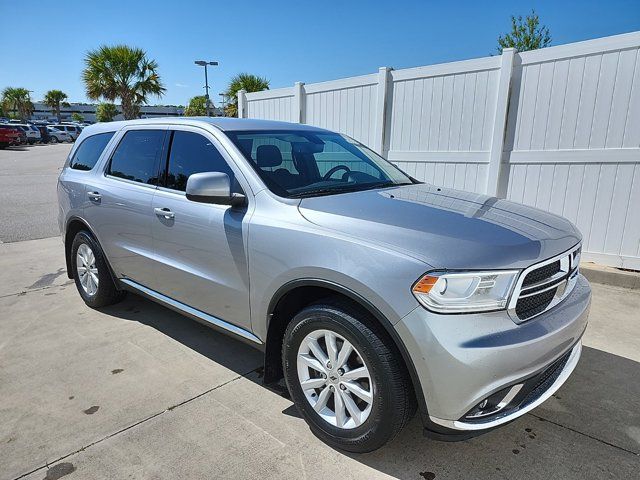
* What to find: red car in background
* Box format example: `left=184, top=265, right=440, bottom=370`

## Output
left=0, top=125, right=23, bottom=148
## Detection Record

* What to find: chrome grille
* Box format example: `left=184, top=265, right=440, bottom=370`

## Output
left=522, top=261, right=561, bottom=287
left=509, top=244, right=581, bottom=322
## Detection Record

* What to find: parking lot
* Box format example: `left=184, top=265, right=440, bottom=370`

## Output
left=1, top=146, right=639, bottom=479
left=0, top=144, right=72, bottom=243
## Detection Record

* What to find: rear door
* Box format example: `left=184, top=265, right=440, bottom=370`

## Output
left=83, top=126, right=167, bottom=284
left=147, top=126, right=253, bottom=331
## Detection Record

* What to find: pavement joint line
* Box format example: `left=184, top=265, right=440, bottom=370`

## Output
left=529, top=413, right=640, bottom=457
left=0, top=234, right=60, bottom=245
left=11, top=366, right=262, bottom=480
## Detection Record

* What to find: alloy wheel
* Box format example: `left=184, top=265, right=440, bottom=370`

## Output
left=76, top=243, right=99, bottom=296
left=296, top=329, right=373, bottom=429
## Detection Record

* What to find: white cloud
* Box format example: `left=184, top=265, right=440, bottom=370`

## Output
left=175, top=83, right=190, bottom=88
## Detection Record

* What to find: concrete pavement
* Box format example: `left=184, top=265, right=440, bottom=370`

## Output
left=0, top=144, right=72, bottom=243
left=0, top=237, right=639, bottom=479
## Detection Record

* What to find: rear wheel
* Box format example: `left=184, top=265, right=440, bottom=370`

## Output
left=50, top=136, right=58, bottom=144
left=282, top=301, right=416, bottom=452
left=71, top=231, right=125, bottom=308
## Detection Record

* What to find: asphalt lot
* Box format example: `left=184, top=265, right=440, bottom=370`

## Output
left=0, top=143, right=72, bottom=243
left=0, top=146, right=639, bottom=479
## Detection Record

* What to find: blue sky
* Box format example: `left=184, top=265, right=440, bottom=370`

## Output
left=1, top=0, right=638, bottom=106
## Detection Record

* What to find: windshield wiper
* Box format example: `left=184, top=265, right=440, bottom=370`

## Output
left=289, top=187, right=351, bottom=198
left=290, top=181, right=408, bottom=198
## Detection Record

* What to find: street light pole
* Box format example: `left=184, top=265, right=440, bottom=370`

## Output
left=194, top=60, right=219, bottom=116
left=219, top=93, right=227, bottom=117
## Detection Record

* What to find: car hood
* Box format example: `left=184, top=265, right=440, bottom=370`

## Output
left=298, top=183, right=581, bottom=270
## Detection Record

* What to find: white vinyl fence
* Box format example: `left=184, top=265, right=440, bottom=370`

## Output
left=239, top=32, right=640, bottom=269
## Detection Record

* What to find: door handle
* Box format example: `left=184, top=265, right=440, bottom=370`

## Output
left=87, top=191, right=101, bottom=201
left=154, top=207, right=175, bottom=219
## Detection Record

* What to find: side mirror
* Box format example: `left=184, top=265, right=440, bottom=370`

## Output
left=185, top=172, right=246, bottom=207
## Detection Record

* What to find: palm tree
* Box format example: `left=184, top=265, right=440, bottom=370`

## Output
left=225, top=73, right=269, bottom=117
left=95, top=103, right=119, bottom=122
left=82, top=45, right=165, bottom=120
left=43, top=90, right=69, bottom=121
left=184, top=96, right=208, bottom=116
left=1, top=87, right=34, bottom=120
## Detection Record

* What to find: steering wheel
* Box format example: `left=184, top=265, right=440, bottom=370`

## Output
left=322, top=165, right=351, bottom=181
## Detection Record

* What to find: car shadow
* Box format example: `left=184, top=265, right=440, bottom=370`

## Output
left=99, top=292, right=264, bottom=378
left=101, top=293, right=640, bottom=478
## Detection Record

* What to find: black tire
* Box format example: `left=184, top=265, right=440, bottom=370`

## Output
left=50, top=136, right=58, bottom=144
left=70, top=231, right=125, bottom=308
left=282, top=300, right=416, bottom=453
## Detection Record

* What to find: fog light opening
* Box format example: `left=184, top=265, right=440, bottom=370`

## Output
left=464, top=384, right=523, bottom=420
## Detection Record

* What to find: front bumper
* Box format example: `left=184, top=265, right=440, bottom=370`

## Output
left=396, top=274, right=591, bottom=434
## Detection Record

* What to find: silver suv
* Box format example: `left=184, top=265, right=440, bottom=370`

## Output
left=58, top=118, right=591, bottom=452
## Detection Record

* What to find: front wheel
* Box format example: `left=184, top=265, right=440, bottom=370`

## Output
left=50, top=136, right=58, bottom=144
left=282, top=301, right=416, bottom=452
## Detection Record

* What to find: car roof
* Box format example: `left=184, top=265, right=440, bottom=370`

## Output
left=80, top=117, right=330, bottom=136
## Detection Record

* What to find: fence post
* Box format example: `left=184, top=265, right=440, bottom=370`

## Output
left=486, top=48, right=516, bottom=197
left=374, top=67, right=392, bottom=156
left=293, top=82, right=305, bottom=123
left=237, top=89, right=247, bottom=118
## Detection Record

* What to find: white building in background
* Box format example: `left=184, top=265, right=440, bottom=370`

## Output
left=30, top=102, right=188, bottom=122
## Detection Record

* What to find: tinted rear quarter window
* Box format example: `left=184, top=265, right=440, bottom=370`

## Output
left=69, top=132, right=115, bottom=171
left=164, top=131, right=234, bottom=192
left=108, top=129, right=165, bottom=185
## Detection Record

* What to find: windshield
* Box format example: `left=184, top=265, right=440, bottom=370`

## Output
left=225, top=130, right=415, bottom=198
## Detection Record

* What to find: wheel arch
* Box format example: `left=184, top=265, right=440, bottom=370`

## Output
left=64, top=217, right=118, bottom=286
left=263, top=278, right=429, bottom=421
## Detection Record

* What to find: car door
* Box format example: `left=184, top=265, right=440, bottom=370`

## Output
left=147, top=126, right=252, bottom=332
left=83, top=126, right=167, bottom=285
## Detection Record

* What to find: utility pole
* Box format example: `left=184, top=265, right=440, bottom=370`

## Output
left=194, top=60, right=219, bottom=116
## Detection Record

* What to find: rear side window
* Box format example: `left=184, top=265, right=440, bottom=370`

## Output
left=163, top=131, right=234, bottom=192
left=107, top=129, right=165, bottom=185
left=69, top=132, right=115, bottom=171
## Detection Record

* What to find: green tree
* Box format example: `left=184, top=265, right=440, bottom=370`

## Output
left=184, top=95, right=208, bottom=116
left=95, top=103, right=119, bottom=122
left=82, top=45, right=165, bottom=120
left=71, top=112, right=84, bottom=122
left=225, top=73, right=269, bottom=117
left=43, top=89, right=69, bottom=121
left=497, top=10, right=551, bottom=54
left=1, top=87, right=34, bottom=120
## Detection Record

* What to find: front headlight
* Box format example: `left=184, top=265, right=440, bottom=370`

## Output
left=412, top=270, right=519, bottom=313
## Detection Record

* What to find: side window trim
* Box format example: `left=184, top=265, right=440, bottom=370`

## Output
left=104, top=127, right=168, bottom=189
left=157, top=130, right=174, bottom=190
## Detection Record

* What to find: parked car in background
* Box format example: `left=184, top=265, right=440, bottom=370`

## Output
left=10, top=124, right=41, bottom=144
left=58, top=118, right=591, bottom=452
left=26, top=124, right=42, bottom=144
left=52, top=124, right=81, bottom=141
left=47, top=127, right=71, bottom=143
left=13, top=126, right=27, bottom=145
left=36, top=125, right=51, bottom=143
left=0, top=125, right=22, bottom=148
